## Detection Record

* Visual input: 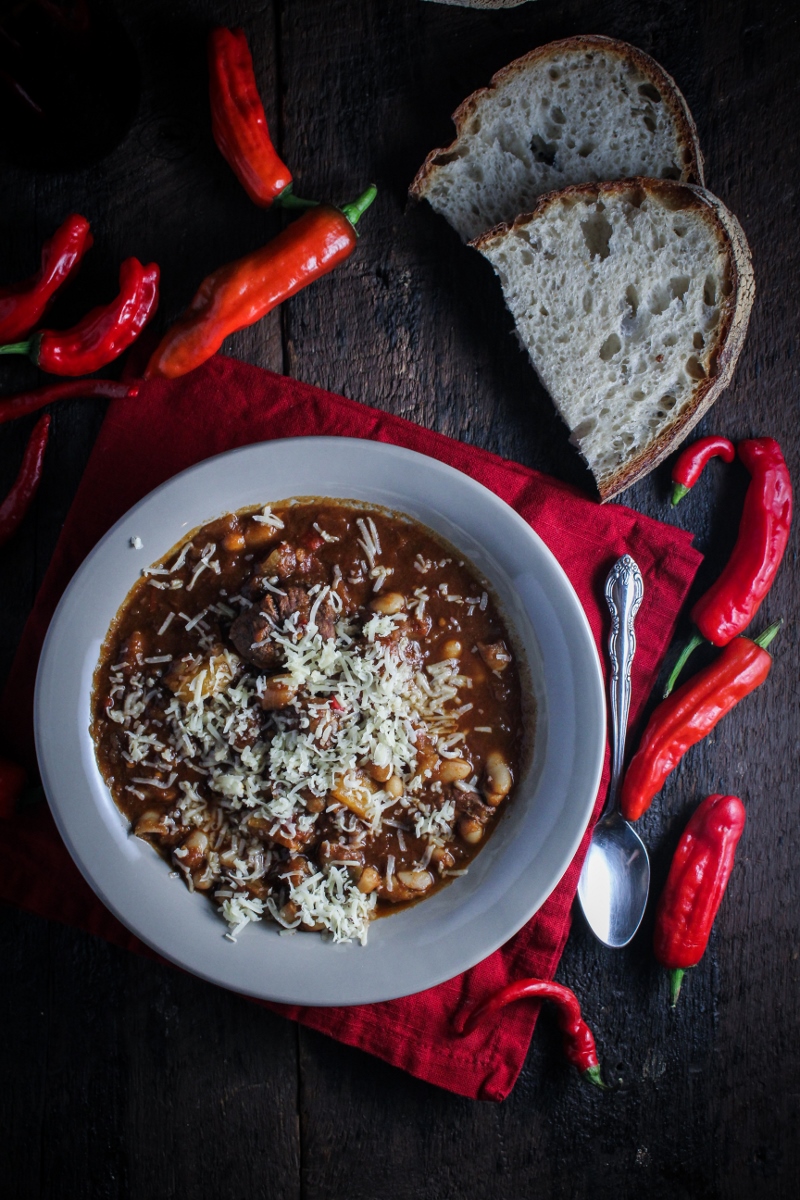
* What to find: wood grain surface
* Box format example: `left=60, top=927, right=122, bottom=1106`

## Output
left=1, top=1, right=797, bottom=1197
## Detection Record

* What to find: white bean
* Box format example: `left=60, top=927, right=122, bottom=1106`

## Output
left=370, top=592, right=405, bottom=615
left=384, top=774, right=404, bottom=799
left=458, top=816, right=484, bottom=845
left=134, top=810, right=169, bottom=837
left=484, top=751, right=512, bottom=798
left=368, top=760, right=392, bottom=783
left=438, top=758, right=472, bottom=783
left=358, top=866, right=382, bottom=894
left=180, top=829, right=209, bottom=870
left=396, top=870, right=433, bottom=892
left=222, top=530, right=246, bottom=552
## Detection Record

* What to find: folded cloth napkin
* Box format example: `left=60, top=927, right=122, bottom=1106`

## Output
left=0, top=355, right=701, bottom=1101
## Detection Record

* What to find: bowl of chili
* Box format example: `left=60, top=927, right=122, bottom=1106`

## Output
left=34, top=437, right=606, bottom=1005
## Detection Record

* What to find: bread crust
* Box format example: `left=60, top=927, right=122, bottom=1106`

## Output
left=473, top=179, right=754, bottom=502
left=409, top=35, right=705, bottom=208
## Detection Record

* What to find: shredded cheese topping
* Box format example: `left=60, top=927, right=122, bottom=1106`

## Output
left=111, top=601, right=470, bottom=946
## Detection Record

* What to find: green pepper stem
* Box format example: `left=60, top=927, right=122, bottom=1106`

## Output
left=753, top=619, right=782, bottom=650
left=669, top=968, right=686, bottom=1007
left=340, top=184, right=378, bottom=230
left=581, top=1065, right=607, bottom=1090
left=663, top=631, right=705, bottom=697
left=671, top=482, right=690, bottom=506
left=0, top=341, right=32, bottom=357
left=274, top=184, right=320, bottom=212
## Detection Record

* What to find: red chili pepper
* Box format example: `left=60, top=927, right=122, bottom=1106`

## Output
left=460, top=978, right=605, bottom=1089
left=621, top=622, right=779, bottom=821
left=665, top=438, right=792, bottom=694
left=654, top=793, right=746, bottom=1006
left=0, top=258, right=160, bottom=376
left=0, top=412, right=50, bottom=546
left=144, top=187, right=376, bottom=381
left=670, top=435, right=735, bottom=505
left=0, top=378, right=139, bottom=427
left=0, top=756, right=28, bottom=819
left=208, top=27, right=296, bottom=209
left=0, top=214, right=92, bottom=344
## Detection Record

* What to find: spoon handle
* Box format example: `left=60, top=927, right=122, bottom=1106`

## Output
left=604, top=555, right=644, bottom=814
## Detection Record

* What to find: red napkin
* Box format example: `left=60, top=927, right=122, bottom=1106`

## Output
left=0, top=355, right=701, bottom=1101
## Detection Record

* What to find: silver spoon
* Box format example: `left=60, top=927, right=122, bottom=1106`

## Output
left=578, top=554, right=650, bottom=947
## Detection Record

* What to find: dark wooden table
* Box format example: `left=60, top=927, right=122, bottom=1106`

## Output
left=1, top=2, right=798, bottom=1197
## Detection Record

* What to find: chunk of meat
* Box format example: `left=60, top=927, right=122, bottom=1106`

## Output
left=451, top=787, right=492, bottom=827
left=242, top=543, right=298, bottom=599
left=278, top=586, right=310, bottom=626
left=277, top=586, right=336, bottom=642
left=312, top=595, right=337, bottom=642
left=261, top=542, right=297, bottom=580
left=477, top=639, right=513, bottom=673
left=229, top=598, right=283, bottom=670
left=247, top=816, right=313, bottom=853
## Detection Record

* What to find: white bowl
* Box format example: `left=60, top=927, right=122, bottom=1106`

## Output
left=35, top=437, right=605, bottom=1005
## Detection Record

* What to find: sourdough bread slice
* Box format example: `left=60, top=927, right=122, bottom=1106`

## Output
left=473, top=179, right=754, bottom=500
left=410, top=35, right=704, bottom=242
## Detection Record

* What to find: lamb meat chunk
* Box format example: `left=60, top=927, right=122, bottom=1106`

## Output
left=278, top=586, right=311, bottom=626
left=313, top=595, right=337, bottom=642
left=229, top=599, right=283, bottom=670
left=452, top=787, right=492, bottom=826
left=260, top=542, right=297, bottom=580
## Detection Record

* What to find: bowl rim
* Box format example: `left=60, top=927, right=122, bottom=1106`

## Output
left=35, top=436, right=606, bottom=1005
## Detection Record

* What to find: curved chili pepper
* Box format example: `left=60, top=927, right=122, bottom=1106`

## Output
left=460, top=978, right=605, bottom=1089
left=0, top=259, right=159, bottom=376
left=145, top=186, right=377, bottom=381
left=665, top=438, right=792, bottom=693
left=671, top=435, right=735, bottom=505
left=0, top=413, right=50, bottom=546
left=654, top=793, right=745, bottom=1006
left=693, top=439, right=792, bottom=642
left=621, top=622, right=779, bottom=821
left=208, top=27, right=297, bottom=209
left=0, top=378, right=139, bottom=427
left=0, top=756, right=28, bottom=819
left=0, top=214, right=92, bottom=343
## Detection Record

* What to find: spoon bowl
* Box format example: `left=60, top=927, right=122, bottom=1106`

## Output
left=578, top=811, right=650, bottom=947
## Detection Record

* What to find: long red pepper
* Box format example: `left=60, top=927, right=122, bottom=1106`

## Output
left=654, top=793, right=746, bottom=1006
left=0, top=214, right=92, bottom=343
left=145, top=186, right=377, bottom=380
left=460, top=979, right=605, bottom=1089
left=0, top=379, right=139, bottom=426
left=671, top=435, right=735, bottom=505
left=665, top=437, right=792, bottom=694
left=0, top=757, right=28, bottom=819
left=621, top=622, right=779, bottom=821
left=0, top=259, right=159, bottom=375
left=0, top=413, right=50, bottom=545
left=208, top=27, right=296, bottom=208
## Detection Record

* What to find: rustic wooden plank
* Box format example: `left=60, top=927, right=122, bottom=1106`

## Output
left=0, top=907, right=49, bottom=1200
left=121, top=955, right=301, bottom=1200
left=0, top=0, right=798, bottom=1196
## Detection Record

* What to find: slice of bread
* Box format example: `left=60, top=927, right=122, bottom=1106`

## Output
left=473, top=179, right=754, bottom=500
left=410, top=35, right=704, bottom=242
